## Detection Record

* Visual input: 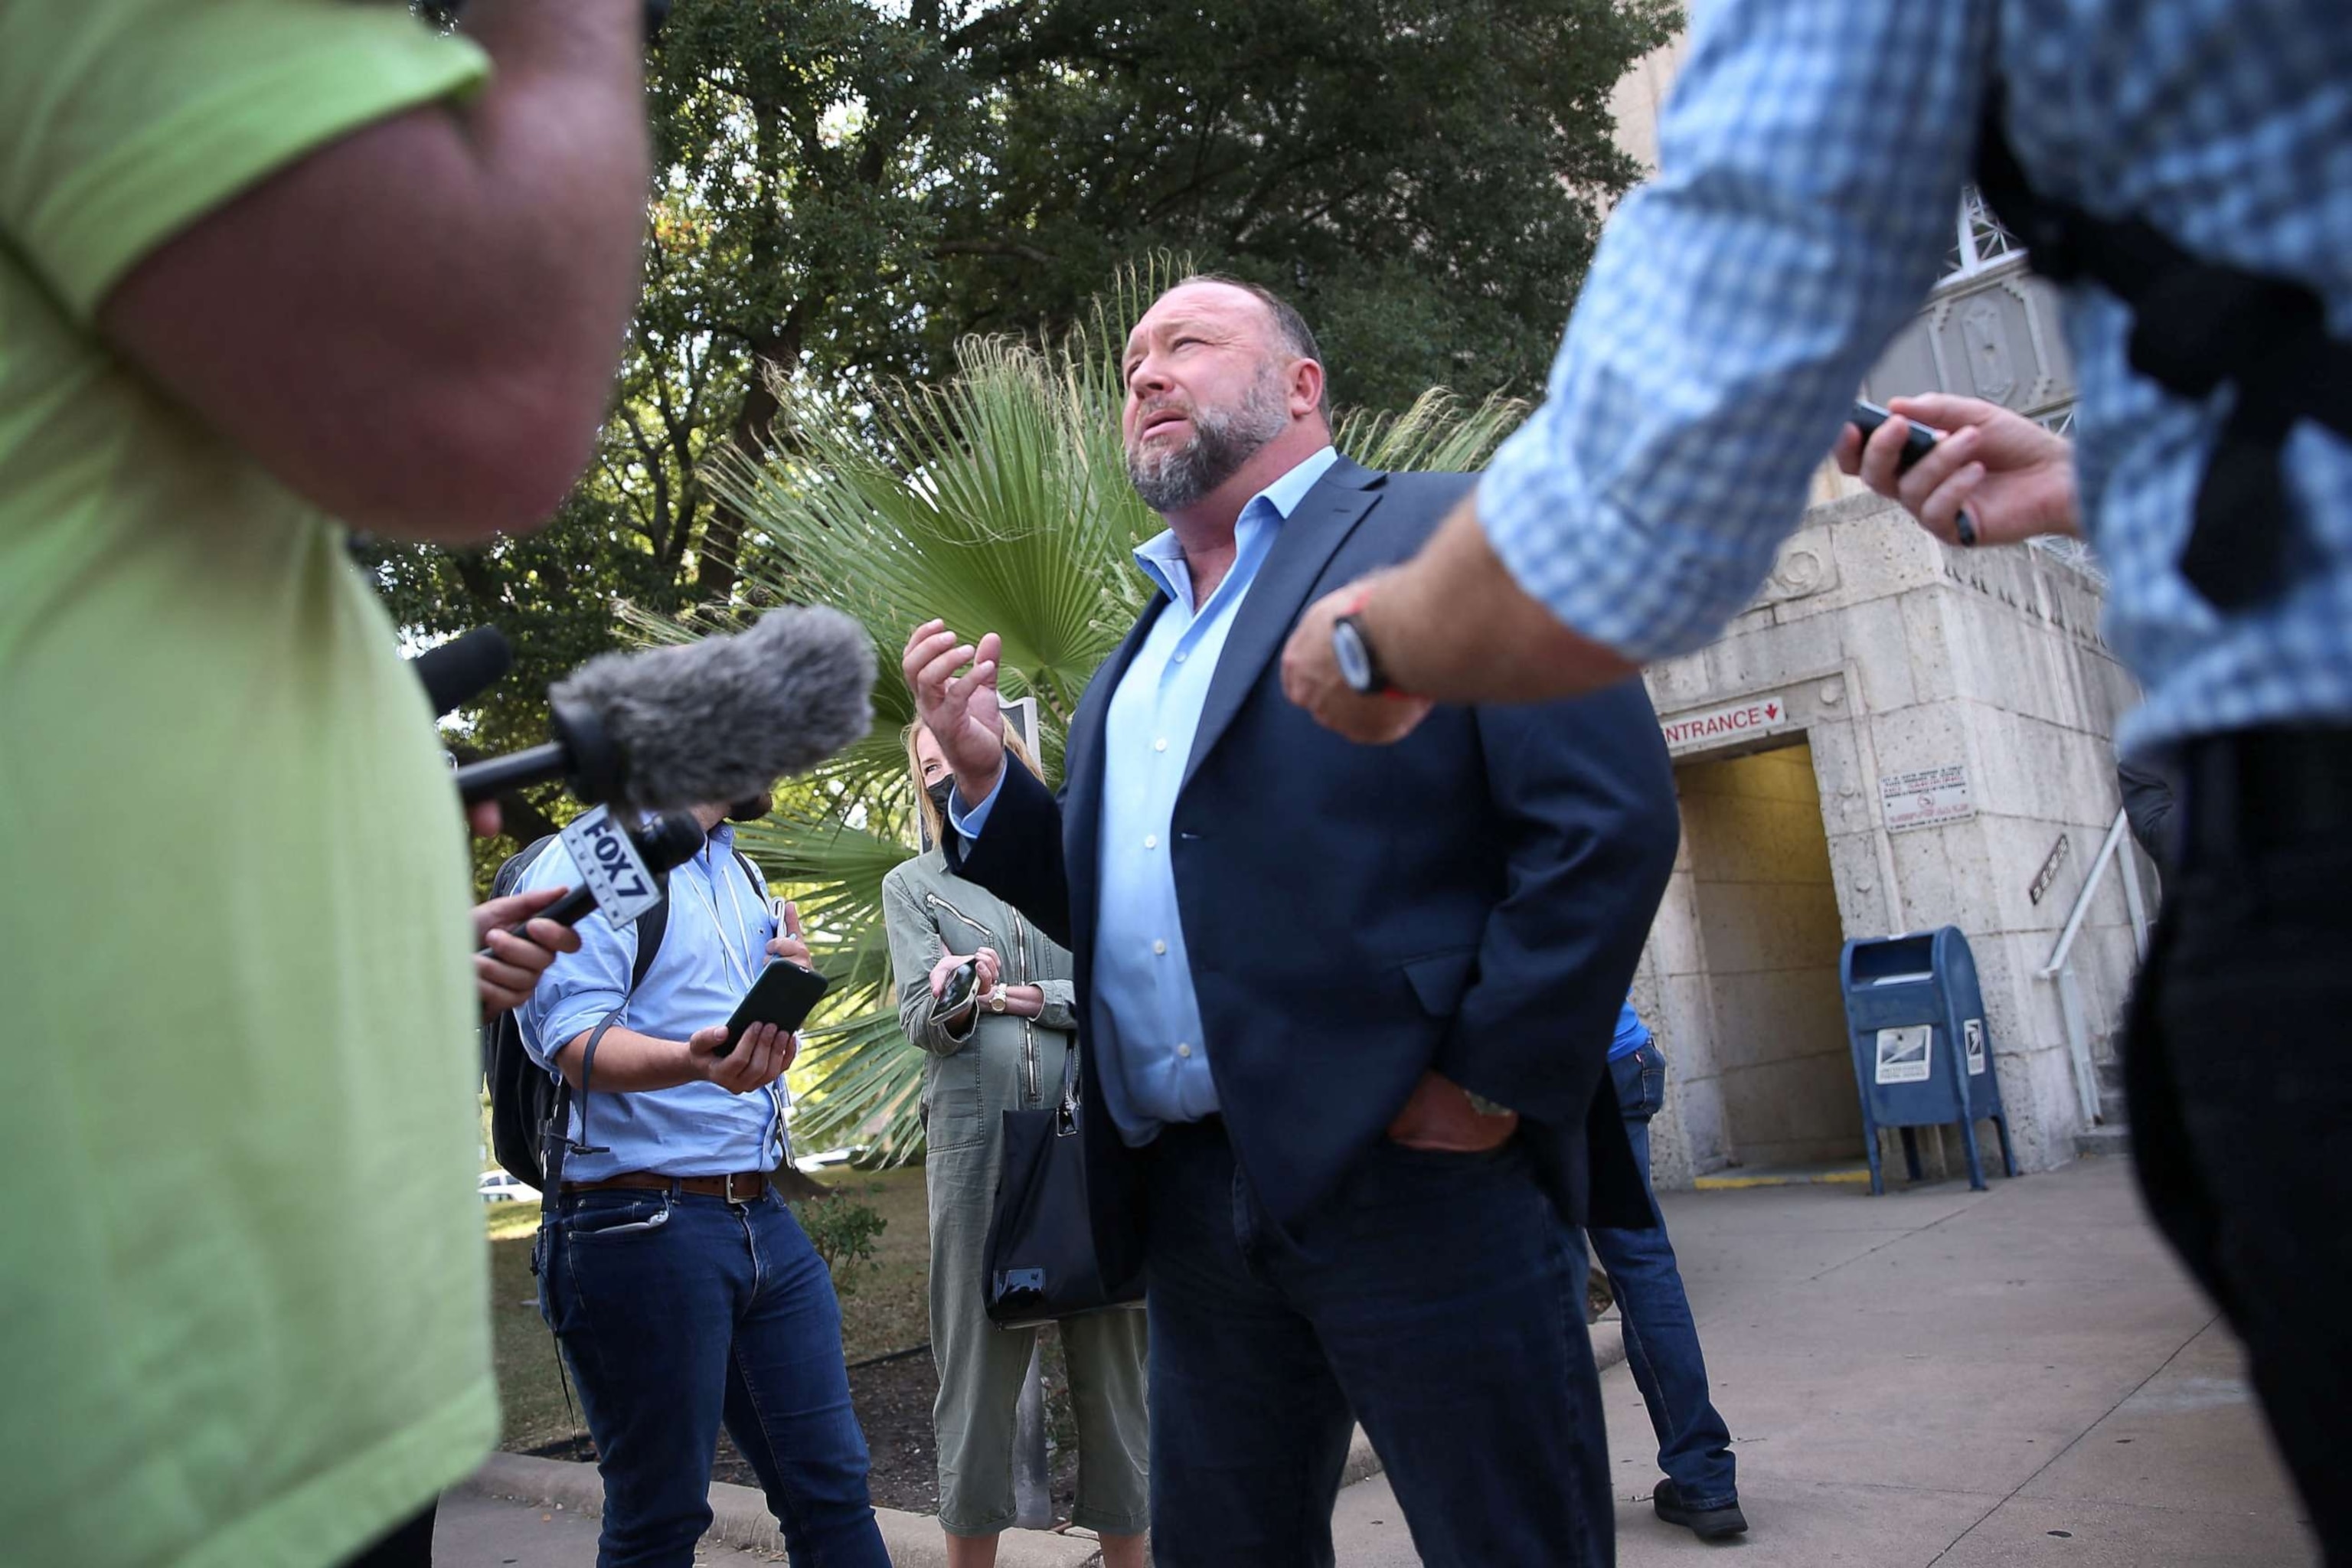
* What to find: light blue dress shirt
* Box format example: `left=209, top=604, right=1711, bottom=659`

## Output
left=956, top=444, right=1341, bottom=1141
left=1476, top=0, right=2352, bottom=756
left=514, top=823, right=789, bottom=1181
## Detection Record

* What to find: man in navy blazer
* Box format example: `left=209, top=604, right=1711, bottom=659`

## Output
left=903, top=276, right=1678, bottom=1567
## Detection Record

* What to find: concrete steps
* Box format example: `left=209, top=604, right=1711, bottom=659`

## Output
left=2080, top=1056, right=2131, bottom=1157
left=2096, top=1056, right=2129, bottom=1109
left=2076, top=1124, right=2132, bottom=1158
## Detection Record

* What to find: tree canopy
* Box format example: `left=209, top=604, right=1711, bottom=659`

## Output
left=365, top=0, right=1678, bottom=876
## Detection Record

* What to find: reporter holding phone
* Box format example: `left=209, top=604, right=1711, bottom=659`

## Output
left=882, top=723, right=1149, bottom=1568
left=511, top=796, right=889, bottom=1568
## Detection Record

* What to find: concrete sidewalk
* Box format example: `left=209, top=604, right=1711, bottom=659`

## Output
left=1333, top=1156, right=2319, bottom=1565
left=433, top=1487, right=781, bottom=1566
left=436, top=1158, right=2315, bottom=1566
left=438, top=1334, right=1625, bottom=1566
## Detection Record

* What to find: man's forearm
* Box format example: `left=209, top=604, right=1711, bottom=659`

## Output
left=554, top=1022, right=701, bottom=1093
left=441, top=0, right=650, bottom=392
left=1370, top=497, right=1641, bottom=704
left=99, top=0, right=651, bottom=541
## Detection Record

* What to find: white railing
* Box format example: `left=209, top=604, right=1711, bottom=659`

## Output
left=2037, top=808, right=2151, bottom=1125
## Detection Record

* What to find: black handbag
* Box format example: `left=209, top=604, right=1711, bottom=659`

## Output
left=982, top=1044, right=1144, bottom=1328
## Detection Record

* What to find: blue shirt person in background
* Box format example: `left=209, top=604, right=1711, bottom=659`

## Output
left=1591, top=1001, right=1745, bottom=1539
left=1279, top=5, right=2352, bottom=1552
left=515, top=800, right=890, bottom=1568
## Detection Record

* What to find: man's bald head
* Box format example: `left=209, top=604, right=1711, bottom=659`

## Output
left=1154, top=275, right=1330, bottom=421
left=1121, top=277, right=1331, bottom=515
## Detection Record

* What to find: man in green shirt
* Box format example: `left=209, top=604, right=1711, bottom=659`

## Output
left=0, top=4, right=652, bottom=1563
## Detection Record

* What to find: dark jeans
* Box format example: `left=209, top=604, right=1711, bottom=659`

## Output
left=537, top=1185, right=890, bottom=1568
left=2127, top=837, right=2352, bottom=1563
left=1587, top=1044, right=1739, bottom=1509
left=1144, top=1118, right=1612, bottom=1568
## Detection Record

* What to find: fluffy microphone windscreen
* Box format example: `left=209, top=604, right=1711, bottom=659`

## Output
left=553, top=605, right=877, bottom=811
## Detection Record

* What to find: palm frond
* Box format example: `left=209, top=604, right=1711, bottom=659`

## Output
left=1338, top=387, right=1530, bottom=473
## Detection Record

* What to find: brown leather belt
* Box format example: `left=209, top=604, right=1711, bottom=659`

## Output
left=561, top=1170, right=772, bottom=1204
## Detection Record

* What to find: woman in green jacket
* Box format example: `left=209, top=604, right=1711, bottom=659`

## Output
left=881, top=721, right=1148, bottom=1568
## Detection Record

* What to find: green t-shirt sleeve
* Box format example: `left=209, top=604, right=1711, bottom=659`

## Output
left=0, top=1, right=491, bottom=323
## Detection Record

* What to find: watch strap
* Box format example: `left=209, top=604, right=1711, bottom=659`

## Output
left=1333, top=612, right=1391, bottom=696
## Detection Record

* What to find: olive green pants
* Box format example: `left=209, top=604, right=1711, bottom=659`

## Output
left=925, top=1135, right=1148, bottom=1537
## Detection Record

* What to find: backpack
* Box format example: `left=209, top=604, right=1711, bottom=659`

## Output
left=481, top=831, right=763, bottom=1192
left=1975, top=92, right=2352, bottom=610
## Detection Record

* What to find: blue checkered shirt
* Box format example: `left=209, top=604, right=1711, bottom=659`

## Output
left=1479, top=0, right=2352, bottom=756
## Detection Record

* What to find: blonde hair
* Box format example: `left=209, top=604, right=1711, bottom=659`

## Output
left=905, top=719, right=1040, bottom=849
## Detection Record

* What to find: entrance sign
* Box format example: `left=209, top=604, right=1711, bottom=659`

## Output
left=1660, top=694, right=1792, bottom=754
left=1880, top=763, right=1975, bottom=831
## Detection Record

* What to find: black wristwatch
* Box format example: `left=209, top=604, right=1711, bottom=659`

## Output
left=1331, top=611, right=1393, bottom=696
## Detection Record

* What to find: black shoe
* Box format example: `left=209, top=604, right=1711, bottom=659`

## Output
left=1654, top=1478, right=1749, bottom=1539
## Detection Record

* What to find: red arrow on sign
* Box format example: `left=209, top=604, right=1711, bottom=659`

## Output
left=1764, top=702, right=1781, bottom=720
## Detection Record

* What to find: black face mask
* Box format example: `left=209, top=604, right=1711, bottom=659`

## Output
left=725, top=792, right=773, bottom=824
left=925, top=778, right=956, bottom=821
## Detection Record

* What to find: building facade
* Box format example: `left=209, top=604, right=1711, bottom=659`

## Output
left=1602, top=31, right=2148, bottom=1187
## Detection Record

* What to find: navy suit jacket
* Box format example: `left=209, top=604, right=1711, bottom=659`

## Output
left=946, top=456, right=1680, bottom=1286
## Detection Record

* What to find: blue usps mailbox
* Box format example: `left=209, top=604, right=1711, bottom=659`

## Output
left=1839, top=927, right=2018, bottom=1194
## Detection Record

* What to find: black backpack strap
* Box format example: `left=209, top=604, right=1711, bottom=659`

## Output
left=558, top=890, right=670, bottom=1165
left=730, top=847, right=766, bottom=903
left=1975, top=90, right=2352, bottom=609
left=629, top=893, right=670, bottom=993
left=564, top=1004, right=626, bottom=1167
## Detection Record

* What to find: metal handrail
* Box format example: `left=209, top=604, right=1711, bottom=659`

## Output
left=2038, top=808, right=2152, bottom=1125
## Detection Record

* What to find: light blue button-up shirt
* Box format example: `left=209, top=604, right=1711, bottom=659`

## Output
left=1477, top=0, right=2352, bottom=756
left=514, top=823, right=788, bottom=1181
left=956, top=444, right=1340, bottom=1140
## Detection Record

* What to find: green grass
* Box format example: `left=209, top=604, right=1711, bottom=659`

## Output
left=817, top=1167, right=932, bottom=1363
left=485, top=1198, right=543, bottom=1243
left=487, top=1167, right=933, bottom=1453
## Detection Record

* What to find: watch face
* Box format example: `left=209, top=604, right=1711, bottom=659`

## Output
left=1332, top=619, right=1377, bottom=694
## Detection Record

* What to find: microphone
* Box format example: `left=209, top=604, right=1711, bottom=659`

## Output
left=452, top=605, right=876, bottom=812
left=409, top=626, right=513, bottom=717
left=489, top=811, right=707, bottom=947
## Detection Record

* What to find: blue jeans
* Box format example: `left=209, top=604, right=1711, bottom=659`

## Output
left=1589, top=1044, right=1738, bottom=1509
left=537, top=1185, right=890, bottom=1568
left=1144, top=1119, right=1612, bottom=1568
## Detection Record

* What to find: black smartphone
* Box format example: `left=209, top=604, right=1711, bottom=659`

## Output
left=936, top=960, right=978, bottom=1018
left=716, top=962, right=831, bottom=1056
left=1849, top=400, right=1978, bottom=545
left=1849, top=399, right=1942, bottom=472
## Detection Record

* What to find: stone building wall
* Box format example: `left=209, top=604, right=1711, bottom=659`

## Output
left=1633, top=492, right=2146, bottom=1190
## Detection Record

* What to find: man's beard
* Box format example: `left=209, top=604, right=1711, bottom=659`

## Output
left=1126, top=367, right=1290, bottom=513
